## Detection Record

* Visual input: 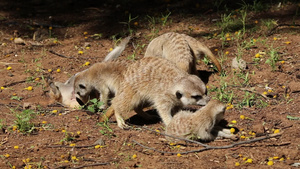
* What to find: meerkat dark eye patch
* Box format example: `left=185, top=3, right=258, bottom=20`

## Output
left=79, top=84, right=86, bottom=89
left=76, top=97, right=85, bottom=106
left=191, top=95, right=202, bottom=100
left=176, top=91, right=183, bottom=99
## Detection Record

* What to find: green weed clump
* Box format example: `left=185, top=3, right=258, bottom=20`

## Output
left=14, top=109, right=36, bottom=133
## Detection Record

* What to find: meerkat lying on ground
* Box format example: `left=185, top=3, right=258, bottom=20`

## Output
left=144, top=32, right=222, bottom=74
left=108, top=56, right=210, bottom=129
left=165, top=100, right=238, bottom=141
left=48, top=36, right=131, bottom=108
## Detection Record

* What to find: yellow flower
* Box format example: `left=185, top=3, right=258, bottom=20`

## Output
left=134, top=22, right=138, bottom=26
left=254, top=20, right=258, bottom=24
left=109, top=48, right=113, bottom=51
left=56, top=69, right=61, bottom=73
left=263, top=91, right=268, bottom=95
left=155, top=129, right=160, bottom=133
left=267, top=89, right=273, bottom=93
left=49, top=27, right=52, bottom=30
left=282, top=86, right=286, bottom=88
left=273, top=129, right=280, bottom=134
left=83, top=32, right=88, bottom=35
left=253, top=39, right=257, bottom=42
left=1, top=86, right=5, bottom=90
left=240, top=135, right=246, bottom=139
left=71, top=156, right=78, bottom=160
left=230, top=128, right=235, bottom=133
left=14, top=146, right=19, bottom=149
left=4, top=154, right=10, bottom=158
left=48, top=69, right=52, bottom=72
left=84, top=61, right=90, bottom=66
left=214, top=48, right=218, bottom=51
left=255, top=53, right=260, bottom=58
left=78, top=51, right=84, bottom=54
left=286, top=94, right=290, bottom=98
left=64, top=160, right=69, bottom=163
left=226, top=37, right=231, bottom=41
left=52, top=110, right=58, bottom=113
left=284, top=41, right=291, bottom=44
left=231, top=120, right=237, bottom=124
left=243, top=157, right=247, bottom=161
left=213, top=33, right=217, bottom=37
left=42, top=121, right=47, bottom=124
left=226, top=33, right=230, bottom=37
left=25, top=86, right=33, bottom=91
left=95, top=145, right=101, bottom=149
left=86, top=46, right=90, bottom=50
left=273, top=37, right=277, bottom=40
left=225, top=51, right=229, bottom=55
left=279, top=157, right=284, bottom=161
left=77, top=131, right=81, bottom=135
left=273, top=156, right=279, bottom=159
left=240, top=115, right=245, bottom=120
left=6, top=66, right=12, bottom=70
left=235, top=162, right=240, bottom=166
left=70, top=143, right=76, bottom=147
left=267, top=160, right=274, bottom=165
left=177, top=153, right=181, bottom=157
left=35, top=77, right=40, bottom=81
left=62, top=129, right=66, bottom=133
left=169, top=143, right=176, bottom=146
left=132, top=154, right=137, bottom=159
left=281, top=61, right=285, bottom=64
left=12, top=126, right=17, bottom=131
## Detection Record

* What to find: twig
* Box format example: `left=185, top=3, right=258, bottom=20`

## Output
left=0, top=62, right=20, bottom=65
left=267, top=24, right=300, bottom=36
left=133, top=132, right=283, bottom=155
left=71, top=162, right=110, bottom=169
left=49, top=50, right=74, bottom=59
left=3, top=80, right=26, bottom=87
left=239, top=88, right=269, bottom=99
left=48, top=144, right=96, bottom=148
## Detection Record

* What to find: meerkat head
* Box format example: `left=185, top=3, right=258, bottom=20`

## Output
left=73, top=70, right=100, bottom=106
left=174, top=75, right=210, bottom=106
left=203, top=100, right=226, bottom=123
left=48, top=75, right=80, bottom=108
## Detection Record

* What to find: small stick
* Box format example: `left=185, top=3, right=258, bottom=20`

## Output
left=133, top=132, right=283, bottom=155
left=3, top=80, right=26, bottom=87
left=71, top=162, right=110, bottom=169
left=99, top=106, right=115, bottom=122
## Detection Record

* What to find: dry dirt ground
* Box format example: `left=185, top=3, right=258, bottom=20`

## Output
left=0, top=1, right=300, bottom=169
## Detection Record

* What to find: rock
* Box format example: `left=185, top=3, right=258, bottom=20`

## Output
left=289, top=81, right=300, bottom=93
left=232, top=57, right=247, bottom=70
left=14, top=37, right=26, bottom=45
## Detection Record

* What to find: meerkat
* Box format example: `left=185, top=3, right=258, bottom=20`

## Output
left=48, top=36, right=131, bottom=108
left=109, top=56, right=210, bottom=129
left=165, top=100, right=238, bottom=141
left=144, top=32, right=222, bottom=74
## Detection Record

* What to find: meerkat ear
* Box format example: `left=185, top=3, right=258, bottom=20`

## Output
left=176, top=91, right=183, bottom=99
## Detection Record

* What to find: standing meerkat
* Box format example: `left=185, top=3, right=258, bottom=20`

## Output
left=144, top=32, right=222, bottom=74
left=48, top=36, right=131, bottom=108
left=165, top=100, right=238, bottom=141
left=110, top=56, right=210, bottom=129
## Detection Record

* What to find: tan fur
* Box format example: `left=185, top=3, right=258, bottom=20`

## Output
left=48, top=36, right=130, bottom=108
left=144, top=32, right=222, bottom=74
left=110, top=57, right=210, bottom=129
left=74, top=60, right=133, bottom=108
left=165, top=100, right=237, bottom=141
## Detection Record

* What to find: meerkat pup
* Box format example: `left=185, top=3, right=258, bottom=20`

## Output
left=165, top=100, right=238, bottom=141
left=110, top=56, right=210, bottom=129
left=48, top=36, right=131, bottom=108
left=144, top=32, right=222, bottom=74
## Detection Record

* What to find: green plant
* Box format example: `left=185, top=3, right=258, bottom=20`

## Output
left=60, top=131, right=75, bottom=143
left=10, top=95, right=23, bottom=101
left=160, top=11, right=171, bottom=26
left=120, top=14, right=138, bottom=35
left=238, top=91, right=255, bottom=108
left=266, top=46, right=280, bottom=70
left=14, top=109, right=36, bottom=133
left=210, top=79, right=234, bottom=103
left=235, top=71, right=250, bottom=86
left=98, top=121, right=115, bottom=137
left=0, top=119, right=5, bottom=130
left=81, top=98, right=104, bottom=113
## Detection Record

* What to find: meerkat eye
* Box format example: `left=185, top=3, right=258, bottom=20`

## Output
left=79, top=84, right=86, bottom=89
left=176, top=91, right=183, bottom=99
left=191, top=95, right=202, bottom=100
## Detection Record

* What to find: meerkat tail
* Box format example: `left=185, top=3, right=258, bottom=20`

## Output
left=199, top=45, right=222, bottom=73
left=183, top=34, right=222, bottom=73
left=103, top=36, right=131, bottom=62
left=99, top=106, right=115, bottom=122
